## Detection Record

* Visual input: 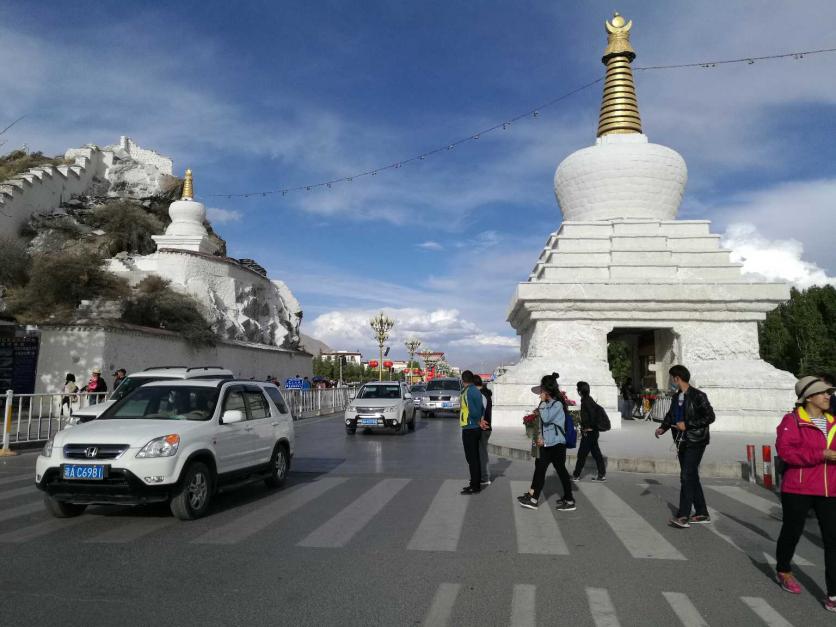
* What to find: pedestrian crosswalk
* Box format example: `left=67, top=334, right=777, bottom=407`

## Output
left=418, top=584, right=793, bottom=626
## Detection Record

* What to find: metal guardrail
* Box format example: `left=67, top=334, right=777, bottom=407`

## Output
left=1, top=386, right=355, bottom=449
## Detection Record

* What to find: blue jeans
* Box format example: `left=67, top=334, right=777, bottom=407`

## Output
left=677, top=444, right=708, bottom=518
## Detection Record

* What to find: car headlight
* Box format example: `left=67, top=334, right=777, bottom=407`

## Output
left=42, top=439, right=54, bottom=458
left=136, top=434, right=180, bottom=458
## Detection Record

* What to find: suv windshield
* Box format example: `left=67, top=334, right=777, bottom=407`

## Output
left=110, top=376, right=172, bottom=402
left=101, top=386, right=219, bottom=421
left=357, top=385, right=402, bottom=399
left=409, top=385, right=425, bottom=394
left=426, top=380, right=461, bottom=392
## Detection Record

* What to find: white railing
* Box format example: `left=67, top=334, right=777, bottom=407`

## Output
left=0, top=386, right=355, bottom=449
left=2, top=390, right=108, bottom=448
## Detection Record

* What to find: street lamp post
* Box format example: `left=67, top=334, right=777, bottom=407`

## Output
left=369, top=312, right=395, bottom=382
left=404, top=338, right=422, bottom=385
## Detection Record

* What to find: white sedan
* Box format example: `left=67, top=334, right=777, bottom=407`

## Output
left=344, top=382, right=415, bottom=435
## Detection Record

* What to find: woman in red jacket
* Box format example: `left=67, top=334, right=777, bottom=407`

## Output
left=775, top=376, right=836, bottom=610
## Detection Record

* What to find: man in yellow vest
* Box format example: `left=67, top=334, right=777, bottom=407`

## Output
left=460, top=370, right=486, bottom=495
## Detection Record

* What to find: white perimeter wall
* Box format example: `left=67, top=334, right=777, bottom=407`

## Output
left=34, top=325, right=312, bottom=393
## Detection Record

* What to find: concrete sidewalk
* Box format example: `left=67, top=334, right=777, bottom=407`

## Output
left=488, top=419, right=778, bottom=479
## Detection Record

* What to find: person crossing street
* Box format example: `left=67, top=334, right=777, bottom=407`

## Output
left=459, top=370, right=485, bottom=495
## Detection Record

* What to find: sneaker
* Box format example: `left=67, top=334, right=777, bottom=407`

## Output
left=669, top=516, right=690, bottom=529
left=480, top=480, right=491, bottom=487
left=689, top=514, right=711, bottom=524
left=776, top=572, right=802, bottom=595
left=571, top=475, right=580, bottom=483
left=460, top=486, right=481, bottom=495
left=825, top=596, right=836, bottom=612
left=590, top=475, right=607, bottom=482
left=556, top=500, right=576, bottom=512
left=518, top=495, right=538, bottom=510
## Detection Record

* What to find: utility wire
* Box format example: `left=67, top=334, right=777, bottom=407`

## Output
left=205, top=46, right=836, bottom=200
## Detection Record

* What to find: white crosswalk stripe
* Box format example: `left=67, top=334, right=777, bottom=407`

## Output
left=86, top=517, right=174, bottom=544
left=762, top=552, right=814, bottom=567
left=740, top=596, right=794, bottom=626
left=510, top=481, right=569, bottom=555
left=0, top=473, right=32, bottom=486
left=581, top=482, right=686, bottom=560
left=0, top=515, right=88, bottom=542
left=663, top=591, right=708, bottom=626
left=706, top=486, right=780, bottom=517
left=0, top=485, right=37, bottom=502
left=408, top=479, right=468, bottom=552
left=298, top=478, right=410, bottom=548
left=510, top=584, right=536, bottom=627
left=193, top=477, right=347, bottom=545
left=422, top=583, right=460, bottom=627
left=0, top=500, right=43, bottom=523
left=586, top=587, right=620, bottom=627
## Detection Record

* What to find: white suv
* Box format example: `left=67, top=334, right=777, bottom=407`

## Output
left=36, top=379, right=294, bottom=520
left=68, top=366, right=234, bottom=425
left=344, top=381, right=415, bottom=435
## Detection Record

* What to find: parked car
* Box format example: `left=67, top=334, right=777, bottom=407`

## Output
left=418, top=378, right=462, bottom=417
left=344, top=381, right=415, bottom=435
left=36, top=379, right=293, bottom=520
left=67, top=366, right=234, bottom=426
left=408, top=383, right=426, bottom=407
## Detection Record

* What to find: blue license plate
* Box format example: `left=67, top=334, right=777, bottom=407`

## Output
left=63, top=464, right=106, bottom=480
left=443, top=402, right=452, bottom=408
left=359, top=418, right=378, bottom=425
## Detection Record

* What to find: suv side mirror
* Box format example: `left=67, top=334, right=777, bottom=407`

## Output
left=404, top=393, right=412, bottom=399
left=221, top=409, right=245, bottom=424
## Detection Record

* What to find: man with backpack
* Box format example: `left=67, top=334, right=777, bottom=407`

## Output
left=572, top=381, right=608, bottom=482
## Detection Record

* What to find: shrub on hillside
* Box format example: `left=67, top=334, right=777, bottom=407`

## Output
left=0, top=150, right=65, bottom=182
left=5, top=251, right=129, bottom=322
left=121, top=275, right=216, bottom=347
left=86, top=201, right=165, bottom=256
left=0, top=236, right=31, bottom=288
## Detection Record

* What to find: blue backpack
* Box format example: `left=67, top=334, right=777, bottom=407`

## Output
left=552, top=412, right=577, bottom=449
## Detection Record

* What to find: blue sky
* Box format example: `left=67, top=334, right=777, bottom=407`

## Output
left=1, top=1, right=835, bottom=370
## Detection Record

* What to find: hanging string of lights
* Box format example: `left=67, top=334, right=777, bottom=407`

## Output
left=205, top=46, right=836, bottom=200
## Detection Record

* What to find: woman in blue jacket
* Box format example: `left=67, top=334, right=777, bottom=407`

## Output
left=518, top=373, right=576, bottom=511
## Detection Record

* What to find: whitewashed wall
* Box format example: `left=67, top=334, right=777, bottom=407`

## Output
left=35, top=324, right=312, bottom=393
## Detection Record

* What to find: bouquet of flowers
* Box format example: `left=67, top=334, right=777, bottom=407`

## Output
left=522, top=410, right=541, bottom=459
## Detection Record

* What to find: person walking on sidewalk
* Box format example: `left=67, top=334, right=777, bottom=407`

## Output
left=774, top=376, right=836, bottom=611
left=655, top=364, right=715, bottom=528
left=459, top=370, right=485, bottom=495
left=474, top=375, right=493, bottom=487
left=518, top=373, right=575, bottom=512
left=572, top=381, right=607, bottom=482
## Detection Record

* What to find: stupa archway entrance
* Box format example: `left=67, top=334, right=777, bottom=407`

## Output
left=607, top=327, right=679, bottom=393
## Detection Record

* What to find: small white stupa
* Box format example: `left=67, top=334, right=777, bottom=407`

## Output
left=151, top=169, right=218, bottom=255
left=490, top=13, right=795, bottom=433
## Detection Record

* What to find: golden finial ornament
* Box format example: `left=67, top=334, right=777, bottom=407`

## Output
left=182, top=168, right=194, bottom=200
left=596, top=12, right=643, bottom=137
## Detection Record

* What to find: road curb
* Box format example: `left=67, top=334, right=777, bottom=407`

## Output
left=488, top=443, right=746, bottom=480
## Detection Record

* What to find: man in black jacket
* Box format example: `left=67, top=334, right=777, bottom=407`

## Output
left=655, top=364, right=715, bottom=528
left=572, top=381, right=606, bottom=481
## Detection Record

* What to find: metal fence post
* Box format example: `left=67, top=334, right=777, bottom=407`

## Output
left=0, top=389, right=17, bottom=457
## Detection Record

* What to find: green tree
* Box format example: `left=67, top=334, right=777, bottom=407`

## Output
left=607, top=340, right=632, bottom=384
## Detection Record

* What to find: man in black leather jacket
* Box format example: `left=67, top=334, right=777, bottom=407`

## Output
left=655, top=364, right=715, bottom=528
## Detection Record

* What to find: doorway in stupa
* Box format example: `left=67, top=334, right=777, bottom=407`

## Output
left=606, top=327, right=678, bottom=395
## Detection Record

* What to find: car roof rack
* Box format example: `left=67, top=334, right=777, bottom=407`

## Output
left=142, top=366, right=226, bottom=371
left=186, top=366, right=227, bottom=372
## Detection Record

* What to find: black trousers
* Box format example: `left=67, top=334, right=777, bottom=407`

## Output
left=530, top=444, right=573, bottom=501
left=461, top=428, right=482, bottom=490
left=677, top=443, right=708, bottom=518
left=777, top=492, right=836, bottom=595
left=573, top=430, right=605, bottom=477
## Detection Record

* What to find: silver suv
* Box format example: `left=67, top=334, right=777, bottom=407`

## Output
left=68, top=366, right=234, bottom=425
left=418, top=378, right=462, bottom=417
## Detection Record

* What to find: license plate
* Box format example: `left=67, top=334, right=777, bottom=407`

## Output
left=63, top=464, right=106, bottom=480
left=443, top=402, right=452, bottom=408
left=359, top=417, right=378, bottom=425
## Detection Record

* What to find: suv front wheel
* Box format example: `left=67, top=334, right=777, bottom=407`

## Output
left=44, top=494, right=87, bottom=518
left=265, top=443, right=289, bottom=488
left=170, top=461, right=212, bottom=520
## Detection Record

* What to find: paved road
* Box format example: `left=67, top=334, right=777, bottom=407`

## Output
left=0, top=414, right=830, bottom=625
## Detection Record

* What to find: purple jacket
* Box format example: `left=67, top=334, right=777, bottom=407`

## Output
left=776, top=408, right=836, bottom=497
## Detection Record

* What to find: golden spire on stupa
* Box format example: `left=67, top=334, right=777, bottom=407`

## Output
left=596, top=12, right=643, bottom=137
left=182, top=168, right=194, bottom=200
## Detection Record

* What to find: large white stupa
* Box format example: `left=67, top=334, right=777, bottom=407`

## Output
left=491, top=13, right=795, bottom=432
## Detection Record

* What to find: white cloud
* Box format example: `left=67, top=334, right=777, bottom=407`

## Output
left=417, top=241, right=443, bottom=251
left=206, top=207, right=242, bottom=224
left=722, top=223, right=835, bottom=289
left=450, top=334, right=519, bottom=348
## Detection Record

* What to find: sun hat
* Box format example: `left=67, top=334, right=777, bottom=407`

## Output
left=92, top=367, right=102, bottom=374
left=795, top=376, right=834, bottom=404
left=530, top=386, right=542, bottom=394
